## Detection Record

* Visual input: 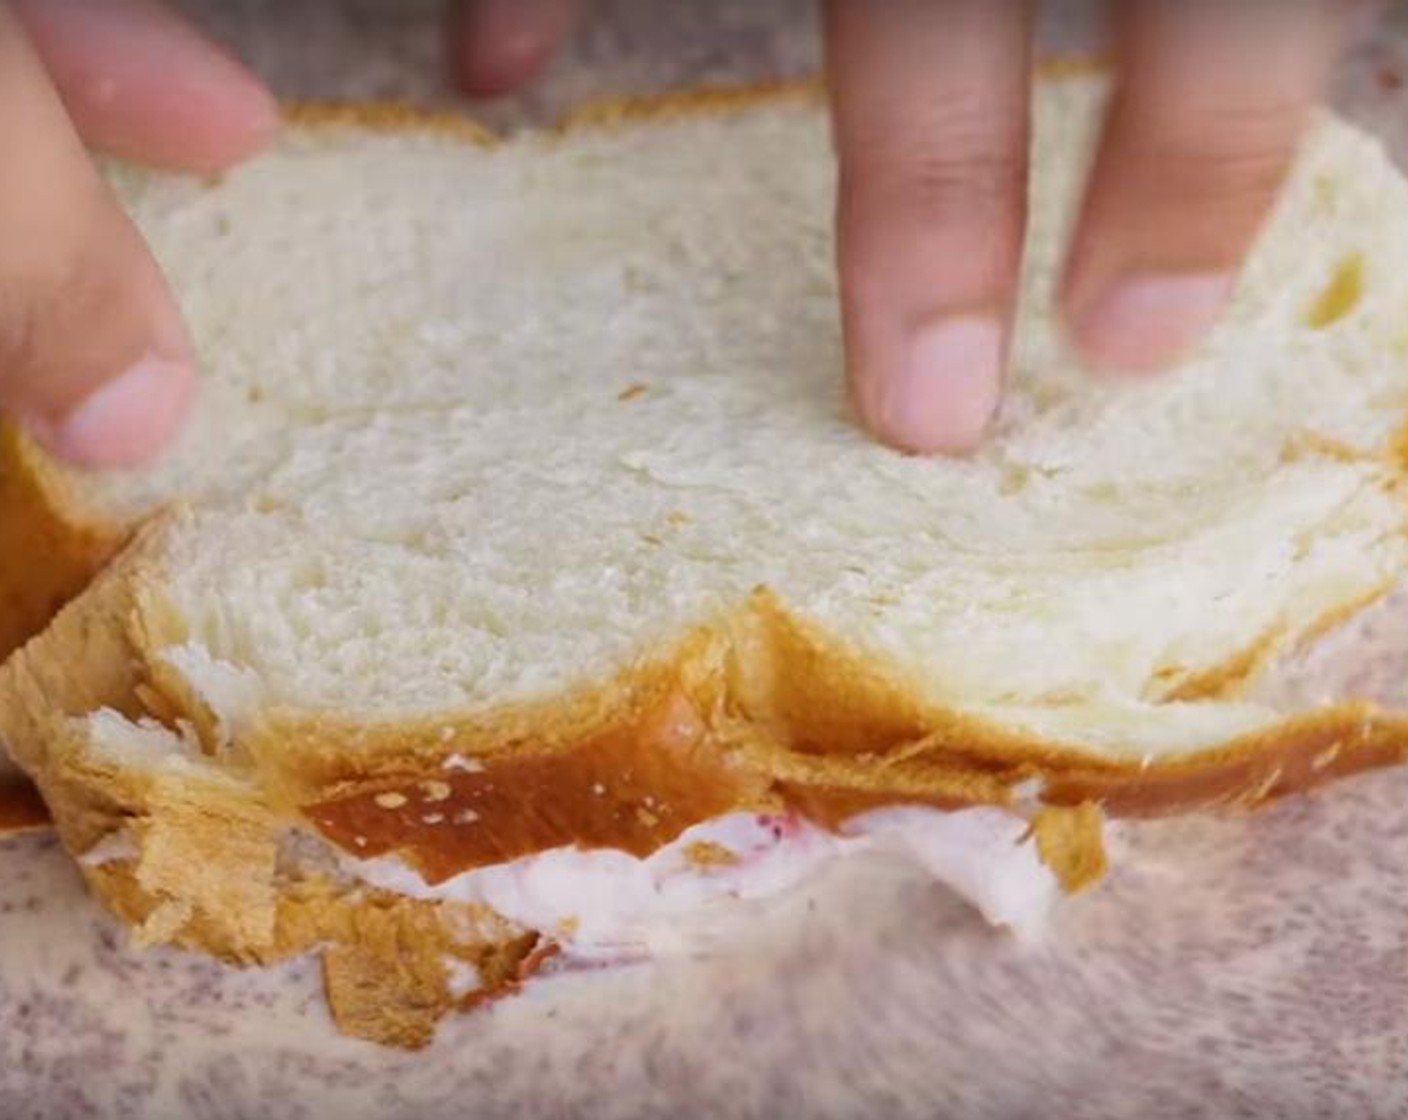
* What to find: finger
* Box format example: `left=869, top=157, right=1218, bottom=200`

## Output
left=1062, top=0, right=1346, bottom=374
left=0, top=5, right=194, bottom=468
left=826, top=0, right=1034, bottom=455
left=12, top=0, right=277, bottom=174
left=1342, top=0, right=1386, bottom=48
left=447, top=0, right=581, bottom=97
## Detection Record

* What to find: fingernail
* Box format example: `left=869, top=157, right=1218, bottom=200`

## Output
left=40, top=357, right=194, bottom=469
left=878, top=316, right=1004, bottom=454
left=1072, top=272, right=1234, bottom=374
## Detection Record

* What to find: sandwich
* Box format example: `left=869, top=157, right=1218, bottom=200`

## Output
left=4, top=69, right=1408, bottom=1048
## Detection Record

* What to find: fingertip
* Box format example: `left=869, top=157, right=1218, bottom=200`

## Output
left=211, top=69, right=281, bottom=158
left=131, top=36, right=281, bottom=174
left=33, top=355, right=196, bottom=469
left=160, top=76, right=280, bottom=176
left=15, top=0, right=278, bottom=173
left=854, top=315, right=1005, bottom=456
left=1065, top=272, right=1234, bottom=376
left=1059, top=0, right=1335, bottom=379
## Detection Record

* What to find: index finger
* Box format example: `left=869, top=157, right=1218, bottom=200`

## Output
left=826, top=0, right=1035, bottom=455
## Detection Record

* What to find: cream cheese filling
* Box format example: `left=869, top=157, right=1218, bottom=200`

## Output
left=342, top=805, right=1057, bottom=962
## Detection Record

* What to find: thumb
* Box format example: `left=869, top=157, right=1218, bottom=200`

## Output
left=0, top=2, right=194, bottom=469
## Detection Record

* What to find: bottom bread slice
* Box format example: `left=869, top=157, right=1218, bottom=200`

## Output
left=6, top=525, right=1408, bottom=1046
left=88, top=843, right=552, bottom=1051
left=76, top=787, right=1081, bottom=1048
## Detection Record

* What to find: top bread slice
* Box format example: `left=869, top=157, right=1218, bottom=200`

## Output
left=6, top=71, right=1408, bottom=1035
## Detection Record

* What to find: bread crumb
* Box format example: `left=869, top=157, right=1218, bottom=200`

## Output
left=592, top=783, right=606, bottom=796
left=443, top=753, right=485, bottom=773
left=444, top=958, right=484, bottom=1001
left=421, top=780, right=452, bottom=803
left=1312, top=744, right=1342, bottom=771
left=453, top=809, right=480, bottom=825
left=556, top=916, right=581, bottom=937
left=617, top=383, right=649, bottom=401
left=423, top=813, right=446, bottom=825
left=683, top=840, right=740, bottom=869
left=636, top=806, right=660, bottom=828
left=135, top=900, right=195, bottom=947
left=374, top=792, right=408, bottom=809
left=353, top=836, right=368, bottom=848
left=1028, top=803, right=1108, bottom=893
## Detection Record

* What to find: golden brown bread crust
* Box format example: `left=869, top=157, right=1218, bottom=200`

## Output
left=0, top=423, right=126, bottom=659
left=4, top=68, right=1408, bottom=1048
left=1029, top=803, right=1108, bottom=893
left=89, top=853, right=543, bottom=1050
left=0, top=776, right=48, bottom=833
left=281, top=101, right=499, bottom=145
left=316, top=900, right=545, bottom=1050
left=3, top=523, right=1402, bottom=1047
left=0, top=550, right=544, bottom=1049
left=0, top=422, right=129, bottom=832
left=6, top=535, right=1406, bottom=893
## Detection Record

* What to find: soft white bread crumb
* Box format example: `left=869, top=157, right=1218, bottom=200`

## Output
left=67, top=74, right=1408, bottom=762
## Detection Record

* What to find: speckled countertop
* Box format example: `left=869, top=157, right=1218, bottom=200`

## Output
left=9, top=3, right=1408, bottom=1118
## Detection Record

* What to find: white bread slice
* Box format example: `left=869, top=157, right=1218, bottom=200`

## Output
left=5, top=71, right=1408, bottom=1044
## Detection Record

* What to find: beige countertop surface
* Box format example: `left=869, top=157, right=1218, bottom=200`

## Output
left=9, top=3, right=1408, bottom=1117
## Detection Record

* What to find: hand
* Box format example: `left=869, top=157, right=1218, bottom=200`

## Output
left=0, top=0, right=274, bottom=468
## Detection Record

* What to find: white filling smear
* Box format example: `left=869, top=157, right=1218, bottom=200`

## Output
left=345, top=806, right=1057, bottom=963
left=78, top=829, right=141, bottom=868
left=444, top=958, right=486, bottom=1000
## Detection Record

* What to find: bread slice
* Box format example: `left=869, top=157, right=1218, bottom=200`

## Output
left=6, top=70, right=1408, bottom=1046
